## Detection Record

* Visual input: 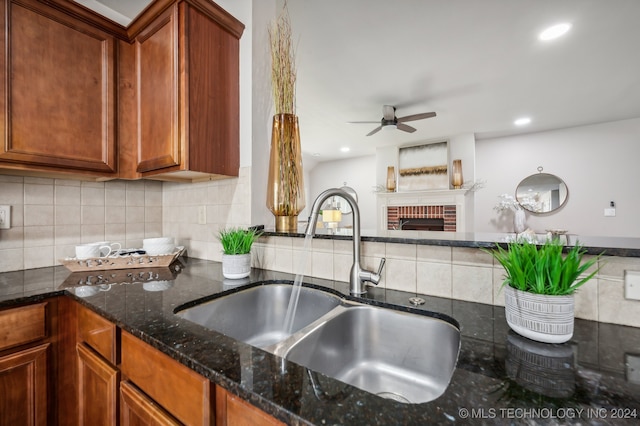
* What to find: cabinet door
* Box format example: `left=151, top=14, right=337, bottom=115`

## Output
left=0, top=0, right=116, bottom=174
left=0, top=343, right=49, bottom=426
left=77, top=342, right=119, bottom=426
left=135, top=4, right=181, bottom=174
left=120, top=381, right=180, bottom=426
left=131, top=2, right=242, bottom=180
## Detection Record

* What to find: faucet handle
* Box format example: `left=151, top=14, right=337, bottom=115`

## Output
left=361, top=257, right=386, bottom=286
left=376, top=257, right=386, bottom=276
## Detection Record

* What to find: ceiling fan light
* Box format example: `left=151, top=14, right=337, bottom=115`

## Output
left=539, top=23, right=571, bottom=41
left=383, top=124, right=397, bottom=131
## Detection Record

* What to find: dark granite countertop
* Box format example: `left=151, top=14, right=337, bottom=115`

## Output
left=263, top=230, right=640, bottom=257
left=1, top=258, right=640, bottom=425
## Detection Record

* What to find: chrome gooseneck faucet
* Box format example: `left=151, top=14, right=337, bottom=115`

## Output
left=305, top=188, right=386, bottom=295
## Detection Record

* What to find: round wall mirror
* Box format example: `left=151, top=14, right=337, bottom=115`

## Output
left=516, top=169, right=568, bottom=213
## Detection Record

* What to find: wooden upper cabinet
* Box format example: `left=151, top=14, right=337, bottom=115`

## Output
left=0, top=0, right=117, bottom=176
left=128, top=1, right=243, bottom=181
left=135, top=4, right=181, bottom=174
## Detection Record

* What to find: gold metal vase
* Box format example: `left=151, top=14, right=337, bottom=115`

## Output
left=266, top=114, right=305, bottom=232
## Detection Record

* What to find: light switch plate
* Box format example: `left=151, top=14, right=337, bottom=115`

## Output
left=0, top=205, right=10, bottom=229
left=625, top=270, right=640, bottom=300
left=626, top=353, right=640, bottom=384
left=604, top=208, right=616, bottom=217
left=198, top=206, right=207, bottom=225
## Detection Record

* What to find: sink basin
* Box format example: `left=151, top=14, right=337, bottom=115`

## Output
left=283, top=306, right=460, bottom=404
left=176, top=284, right=341, bottom=348
left=176, top=282, right=460, bottom=404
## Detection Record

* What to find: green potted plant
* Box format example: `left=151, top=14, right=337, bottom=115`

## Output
left=486, top=240, right=600, bottom=343
left=217, top=227, right=262, bottom=279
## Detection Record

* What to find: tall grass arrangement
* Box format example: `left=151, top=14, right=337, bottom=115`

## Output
left=269, top=2, right=296, bottom=114
left=486, top=240, right=600, bottom=296
left=266, top=2, right=305, bottom=224
left=217, top=228, right=262, bottom=255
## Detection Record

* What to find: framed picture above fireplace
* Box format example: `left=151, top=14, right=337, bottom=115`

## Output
left=397, top=141, right=448, bottom=191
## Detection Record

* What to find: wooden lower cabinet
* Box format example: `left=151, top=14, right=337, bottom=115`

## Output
left=0, top=343, right=49, bottom=426
left=77, top=342, right=120, bottom=425
left=0, top=299, right=288, bottom=426
left=120, top=381, right=180, bottom=426
left=120, top=331, right=214, bottom=425
left=215, top=385, right=285, bottom=426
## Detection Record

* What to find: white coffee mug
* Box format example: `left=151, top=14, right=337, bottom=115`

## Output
left=95, top=241, right=122, bottom=257
left=75, top=243, right=112, bottom=259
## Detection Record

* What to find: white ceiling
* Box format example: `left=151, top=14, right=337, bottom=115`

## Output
left=287, top=0, right=640, bottom=162
left=76, top=0, right=640, bottom=163
left=73, top=0, right=148, bottom=25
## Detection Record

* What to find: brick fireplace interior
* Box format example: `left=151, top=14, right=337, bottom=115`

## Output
left=387, top=205, right=457, bottom=231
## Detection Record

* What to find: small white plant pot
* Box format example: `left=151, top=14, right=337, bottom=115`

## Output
left=504, top=286, right=574, bottom=344
left=222, top=253, right=251, bottom=279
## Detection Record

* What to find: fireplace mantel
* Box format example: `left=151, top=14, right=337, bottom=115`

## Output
left=376, top=189, right=473, bottom=233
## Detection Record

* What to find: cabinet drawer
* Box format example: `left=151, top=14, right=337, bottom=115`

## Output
left=121, top=331, right=213, bottom=425
left=0, top=303, right=47, bottom=351
left=216, top=385, right=285, bottom=426
left=78, top=306, right=117, bottom=364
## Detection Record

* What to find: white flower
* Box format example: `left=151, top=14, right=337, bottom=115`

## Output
left=493, top=194, right=522, bottom=213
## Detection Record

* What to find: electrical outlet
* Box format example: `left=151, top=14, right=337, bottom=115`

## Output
left=0, top=205, right=10, bottom=229
left=198, top=206, right=207, bottom=225
left=625, top=270, right=640, bottom=300
left=626, top=354, right=640, bottom=384
left=604, top=208, right=616, bottom=217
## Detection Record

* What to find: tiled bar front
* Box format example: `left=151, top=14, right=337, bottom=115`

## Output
left=253, top=235, right=640, bottom=328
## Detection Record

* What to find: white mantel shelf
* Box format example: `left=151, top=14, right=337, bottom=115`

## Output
left=376, top=188, right=468, bottom=200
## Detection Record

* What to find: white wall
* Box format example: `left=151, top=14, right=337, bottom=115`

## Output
left=308, top=155, right=377, bottom=231
left=250, top=0, right=277, bottom=229
left=475, top=117, right=640, bottom=237
left=308, top=119, right=640, bottom=238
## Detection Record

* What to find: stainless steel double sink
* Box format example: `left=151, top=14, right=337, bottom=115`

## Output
left=176, top=282, right=460, bottom=404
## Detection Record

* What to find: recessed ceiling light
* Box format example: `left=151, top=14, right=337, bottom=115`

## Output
left=514, top=117, right=531, bottom=126
left=312, top=152, right=321, bottom=157
left=539, top=23, right=571, bottom=41
left=340, top=147, right=350, bottom=152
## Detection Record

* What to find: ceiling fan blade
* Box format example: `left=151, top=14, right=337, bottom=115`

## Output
left=366, top=126, right=383, bottom=136
left=397, top=123, right=417, bottom=133
left=347, top=121, right=382, bottom=124
left=397, top=112, right=437, bottom=123
left=382, top=105, right=396, bottom=121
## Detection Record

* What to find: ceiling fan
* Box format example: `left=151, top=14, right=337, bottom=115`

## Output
left=349, top=105, right=437, bottom=136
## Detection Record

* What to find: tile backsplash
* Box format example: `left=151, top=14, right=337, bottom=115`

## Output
left=0, top=175, right=163, bottom=271
left=0, top=167, right=252, bottom=272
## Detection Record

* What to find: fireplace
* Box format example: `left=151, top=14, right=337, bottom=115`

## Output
left=399, top=218, right=445, bottom=231
left=387, top=205, right=457, bottom=231
left=376, top=189, right=471, bottom=233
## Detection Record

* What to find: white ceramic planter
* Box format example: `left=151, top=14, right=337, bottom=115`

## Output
left=504, top=286, right=574, bottom=344
left=222, top=253, right=251, bottom=279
